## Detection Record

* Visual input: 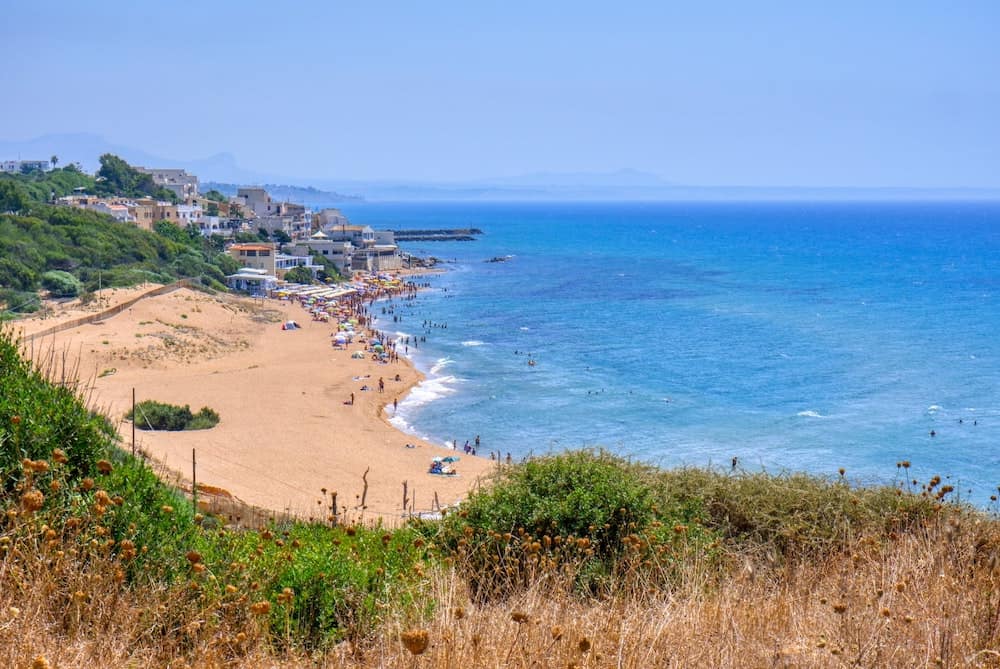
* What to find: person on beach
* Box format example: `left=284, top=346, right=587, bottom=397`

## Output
left=378, top=377, right=385, bottom=393
left=393, top=398, right=398, bottom=412
left=349, top=392, right=355, bottom=405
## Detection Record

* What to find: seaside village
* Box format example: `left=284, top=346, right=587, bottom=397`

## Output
left=6, top=159, right=419, bottom=294
left=5, top=159, right=472, bottom=477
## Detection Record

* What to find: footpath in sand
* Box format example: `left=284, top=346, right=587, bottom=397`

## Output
left=17, top=285, right=494, bottom=522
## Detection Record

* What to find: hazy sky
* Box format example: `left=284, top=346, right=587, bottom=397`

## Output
left=4, top=1, right=999, bottom=186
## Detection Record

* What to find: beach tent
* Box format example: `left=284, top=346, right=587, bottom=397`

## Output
left=351, top=351, right=366, bottom=359
left=282, top=321, right=300, bottom=330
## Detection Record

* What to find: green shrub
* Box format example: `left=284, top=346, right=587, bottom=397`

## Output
left=0, top=326, right=115, bottom=486
left=653, top=467, right=939, bottom=560
left=41, top=269, right=82, bottom=297
left=126, top=400, right=219, bottom=431
left=186, top=407, right=220, bottom=430
left=454, top=450, right=657, bottom=559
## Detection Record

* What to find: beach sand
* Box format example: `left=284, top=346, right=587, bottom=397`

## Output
left=16, top=285, right=494, bottom=522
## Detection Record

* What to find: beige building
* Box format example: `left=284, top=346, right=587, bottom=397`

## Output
left=236, top=187, right=274, bottom=218
left=228, top=243, right=276, bottom=275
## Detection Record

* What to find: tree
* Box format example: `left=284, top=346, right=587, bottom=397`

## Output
left=206, top=202, right=219, bottom=217
left=0, top=181, right=28, bottom=213
left=271, top=229, right=291, bottom=244
left=41, top=270, right=82, bottom=297
left=50, top=155, right=58, bottom=169
left=204, top=189, right=228, bottom=203
left=96, top=153, right=161, bottom=198
left=283, top=265, right=314, bottom=284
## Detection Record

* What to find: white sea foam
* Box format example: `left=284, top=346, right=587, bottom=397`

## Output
left=429, top=357, right=454, bottom=375
left=403, top=374, right=459, bottom=408
left=797, top=410, right=825, bottom=418
left=519, top=326, right=530, bottom=331
left=928, top=405, right=942, bottom=412
left=461, top=340, right=485, bottom=347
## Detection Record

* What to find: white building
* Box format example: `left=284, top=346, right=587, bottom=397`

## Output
left=2, top=159, right=51, bottom=173
left=91, top=201, right=133, bottom=222
left=135, top=167, right=199, bottom=199
left=226, top=267, right=277, bottom=296
left=288, top=230, right=355, bottom=275
left=175, top=203, right=203, bottom=225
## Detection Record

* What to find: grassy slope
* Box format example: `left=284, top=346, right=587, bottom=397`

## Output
left=0, top=169, right=238, bottom=313
left=2, top=324, right=1000, bottom=667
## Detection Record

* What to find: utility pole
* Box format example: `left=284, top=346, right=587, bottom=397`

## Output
left=191, top=448, right=197, bottom=513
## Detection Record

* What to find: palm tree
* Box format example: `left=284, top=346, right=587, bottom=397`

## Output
left=50, top=155, right=58, bottom=169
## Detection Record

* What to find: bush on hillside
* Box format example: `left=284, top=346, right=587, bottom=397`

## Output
left=0, top=326, right=117, bottom=485
left=435, top=450, right=718, bottom=599
left=41, top=269, right=82, bottom=297
left=127, top=400, right=219, bottom=431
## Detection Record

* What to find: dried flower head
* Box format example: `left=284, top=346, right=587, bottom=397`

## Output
left=21, top=489, right=44, bottom=512
left=186, top=550, right=202, bottom=564
left=81, top=478, right=95, bottom=492
left=52, top=448, right=68, bottom=464
left=511, top=610, right=530, bottom=624
left=96, top=460, right=113, bottom=474
left=578, top=637, right=592, bottom=653
left=401, top=629, right=429, bottom=656
left=31, top=656, right=51, bottom=669
left=249, top=600, right=271, bottom=616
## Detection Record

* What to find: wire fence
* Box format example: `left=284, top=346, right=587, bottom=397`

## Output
left=22, top=279, right=198, bottom=343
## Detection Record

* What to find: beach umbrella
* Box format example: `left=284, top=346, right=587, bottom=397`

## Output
left=370, top=340, right=381, bottom=346
left=373, top=344, right=384, bottom=352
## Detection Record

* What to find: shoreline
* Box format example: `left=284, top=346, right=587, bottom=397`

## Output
left=15, top=282, right=494, bottom=522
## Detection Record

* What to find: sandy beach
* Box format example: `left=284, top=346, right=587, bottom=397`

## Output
left=15, top=284, right=494, bottom=522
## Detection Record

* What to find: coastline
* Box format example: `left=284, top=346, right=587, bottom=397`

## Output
left=15, top=283, right=494, bottom=522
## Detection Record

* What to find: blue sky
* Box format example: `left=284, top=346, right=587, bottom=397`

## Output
left=3, top=1, right=999, bottom=186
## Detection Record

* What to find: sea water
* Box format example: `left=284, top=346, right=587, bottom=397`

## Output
left=338, top=201, right=1000, bottom=502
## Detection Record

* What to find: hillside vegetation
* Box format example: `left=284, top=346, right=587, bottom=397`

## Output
left=2, top=326, right=1000, bottom=667
left=0, top=160, right=239, bottom=316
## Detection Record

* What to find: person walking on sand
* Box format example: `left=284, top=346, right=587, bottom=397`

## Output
left=393, top=398, right=398, bottom=412
left=349, top=392, right=355, bottom=405
left=378, top=377, right=385, bottom=393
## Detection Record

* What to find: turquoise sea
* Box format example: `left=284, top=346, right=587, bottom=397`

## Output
left=338, top=201, right=1000, bottom=503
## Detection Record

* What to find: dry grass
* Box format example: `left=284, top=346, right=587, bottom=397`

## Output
left=4, top=501, right=1000, bottom=668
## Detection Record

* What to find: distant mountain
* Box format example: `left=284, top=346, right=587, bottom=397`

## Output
left=203, top=182, right=362, bottom=205
left=472, top=168, right=674, bottom=188
left=4, top=134, right=998, bottom=202
left=0, top=133, right=287, bottom=184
